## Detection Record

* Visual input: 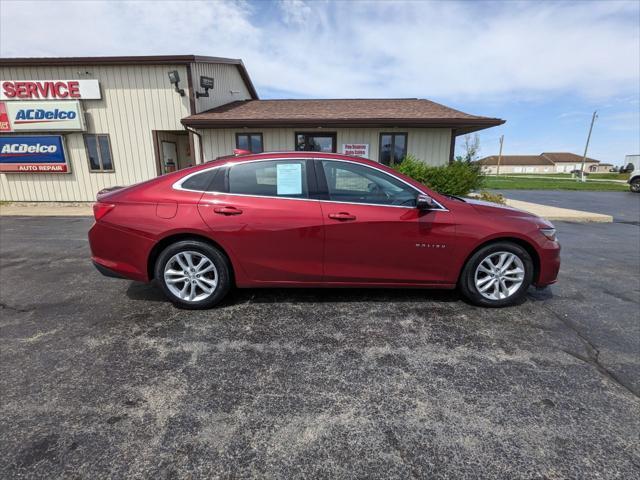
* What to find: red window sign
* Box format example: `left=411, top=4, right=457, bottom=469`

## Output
left=342, top=143, right=370, bottom=158
left=0, top=102, right=10, bottom=132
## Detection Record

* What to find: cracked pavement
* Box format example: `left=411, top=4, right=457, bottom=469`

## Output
left=1, top=194, right=639, bottom=479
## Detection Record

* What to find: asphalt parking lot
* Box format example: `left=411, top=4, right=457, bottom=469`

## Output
left=495, top=190, right=640, bottom=224
left=1, top=194, right=639, bottom=478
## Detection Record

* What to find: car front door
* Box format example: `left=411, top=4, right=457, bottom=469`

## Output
left=316, top=159, right=458, bottom=285
left=197, top=159, right=324, bottom=284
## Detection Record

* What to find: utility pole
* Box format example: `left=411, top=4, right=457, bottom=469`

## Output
left=579, top=111, right=598, bottom=182
left=496, top=135, right=504, bottom=176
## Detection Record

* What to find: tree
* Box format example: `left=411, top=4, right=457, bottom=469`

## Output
left=462, top=134, right=481, bottom=162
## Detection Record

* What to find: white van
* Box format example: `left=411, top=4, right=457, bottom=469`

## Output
left=626, top=155, right=640, bottom=193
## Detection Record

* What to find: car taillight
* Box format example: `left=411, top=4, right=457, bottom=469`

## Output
left=93, top=202, right=115, bottom=221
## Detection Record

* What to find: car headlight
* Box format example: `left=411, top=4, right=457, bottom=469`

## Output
left=540, top=227, right=557, bottom=241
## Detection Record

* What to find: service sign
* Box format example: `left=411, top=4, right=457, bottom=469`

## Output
left=0, top=80, right=101, bottom=100
left=0, top=135, right=69, bottom=173
left=342, top=143, right=369, bottom=158
left=0, top=101, right=85, bottom=132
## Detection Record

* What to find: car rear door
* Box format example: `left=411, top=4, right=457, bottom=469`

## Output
left=197, top=158, right=324, bottom=284
left=316, top=159, right=458, bottom=285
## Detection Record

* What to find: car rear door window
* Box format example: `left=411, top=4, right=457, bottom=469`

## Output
left=228, top=160, right=308, bottom=199
left=320, top=160, right=417, bottom=206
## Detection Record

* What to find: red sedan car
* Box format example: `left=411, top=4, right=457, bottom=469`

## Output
left=89, top=152, right=560, bottom=308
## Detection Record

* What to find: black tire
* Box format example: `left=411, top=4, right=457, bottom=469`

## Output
left=459, top=241, right=534, bottom=307
left=154, top=240, right=231, bottom=309
left=630, top=178, right=640, bottom=193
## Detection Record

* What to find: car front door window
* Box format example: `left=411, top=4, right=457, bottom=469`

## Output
left=320, top=160, right=417, bottom=206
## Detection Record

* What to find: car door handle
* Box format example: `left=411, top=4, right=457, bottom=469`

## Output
left=214, top=206, right=243, bottom=216
left=328, top=212, right=356, bottom=221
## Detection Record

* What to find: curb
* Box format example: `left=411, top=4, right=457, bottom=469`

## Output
left=504, top=199, right=613, bottom=223
left=0, top=203, right=93, bottom=217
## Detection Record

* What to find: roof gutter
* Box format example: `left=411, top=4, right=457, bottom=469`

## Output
left=184, top=125, right=204, bottom=164
left=181, top=118, right=505, bottom=129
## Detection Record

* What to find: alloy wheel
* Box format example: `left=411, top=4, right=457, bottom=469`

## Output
left=163, top=250, right=218, bottom=302
left=474, top=251, right=525, bottom=301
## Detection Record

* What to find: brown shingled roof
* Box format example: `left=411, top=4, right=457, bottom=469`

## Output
left=542, top=152, right=600, bottom=163
left=182, top=99, right=504, bottom=133
left=476, top=155, right=554, bottom=166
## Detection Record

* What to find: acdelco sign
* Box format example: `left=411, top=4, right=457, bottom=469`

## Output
left=15, top=107, right=77, bottom=121
left=0, top=101, right=85, bottom=132
left=1, top=143, right=58, bottom=154
left=0, top=79, right=101, bottom=100
left=0, top=136, right=69, bottom=173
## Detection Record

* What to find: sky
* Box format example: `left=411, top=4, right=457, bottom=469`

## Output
left=1, top=0, right=638, bottom=164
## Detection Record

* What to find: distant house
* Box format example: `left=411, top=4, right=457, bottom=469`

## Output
left=475, top=155, right=555, bottom=174
left=591, top=163, right=614, bottom=173
left=541, top=152, right=601, bottom=173
left=476, top=152, right=607, bottom=174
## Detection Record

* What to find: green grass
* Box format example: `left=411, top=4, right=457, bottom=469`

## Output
left=497, top=172, right=629, bottom=180
left=586, top=173, right=630, bottom=180
left=482, top=176, right=629, bottom=191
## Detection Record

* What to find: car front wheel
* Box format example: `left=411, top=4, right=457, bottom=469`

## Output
left=630, top=178, right=640, bottom=193
left=155, top=240, right=231, bottom=309
left=459, top=242, right=534, bottom=307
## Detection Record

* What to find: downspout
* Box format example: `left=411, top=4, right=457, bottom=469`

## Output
left=184, top=125, right=205, bottom=164
left=449, top=129, right=457, bottom=164
left=184, top=64, right=204, bottom=164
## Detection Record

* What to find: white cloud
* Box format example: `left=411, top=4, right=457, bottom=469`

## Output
left=2, top=0, right=637, bottom=162
left=279, top=0, right=315, bottom=26
left=1, top=0, right=638, bottom=102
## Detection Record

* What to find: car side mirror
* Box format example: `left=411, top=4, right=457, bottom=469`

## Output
left=416, top=194, right=436, bottom=210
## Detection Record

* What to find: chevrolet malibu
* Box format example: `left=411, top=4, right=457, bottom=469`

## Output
left=89, top=152, right=560, bottom=308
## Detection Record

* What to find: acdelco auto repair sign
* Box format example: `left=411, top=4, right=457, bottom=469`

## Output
left=0, top=101, right=85, bottom=132
left=0, top=136, right=69, bottom=173
left=0, top=80, right=101, bottom=100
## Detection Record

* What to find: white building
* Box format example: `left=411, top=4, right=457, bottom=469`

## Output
left=0, top=55, right=504, bottom=202
left=477, top=152, right=607, bottom=174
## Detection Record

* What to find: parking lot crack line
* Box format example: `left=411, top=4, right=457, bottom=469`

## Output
left=0, top=302, right=31, bottom=314
left=543, top=305, right=640, bottom=400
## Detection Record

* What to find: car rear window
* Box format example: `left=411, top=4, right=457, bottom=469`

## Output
left=180, top=169, right=224, bottom=192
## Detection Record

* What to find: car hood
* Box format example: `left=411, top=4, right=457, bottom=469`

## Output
left=465, top=198, right=554, bottom=227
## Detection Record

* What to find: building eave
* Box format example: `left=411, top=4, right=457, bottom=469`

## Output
left=181, top=117, right=505, bottom=130
left=0, top=54, right=239, bottom=67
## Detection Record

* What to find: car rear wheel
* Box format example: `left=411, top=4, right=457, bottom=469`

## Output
left=155, top=240, right=231, bottom=309
left=630, top=178, right=640, bottom=193
left=459, top=241, right=534, bottom=307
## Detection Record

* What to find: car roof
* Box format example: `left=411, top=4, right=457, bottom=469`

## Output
left=206, top=151, right=383, bottom=168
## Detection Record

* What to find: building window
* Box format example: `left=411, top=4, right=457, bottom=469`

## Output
left=85, top=134, right=114, bottom=172
left=295, top=132, right=336, bottom=152
left=379, top=133, right=407, bottom=166
left=235, top=133, right=263, bottom=153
